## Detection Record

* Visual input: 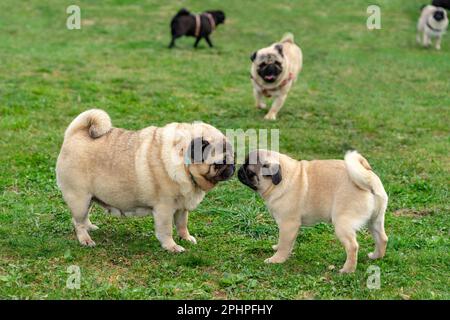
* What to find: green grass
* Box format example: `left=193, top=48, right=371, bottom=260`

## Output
left=0, top=0, right=449, bottom=299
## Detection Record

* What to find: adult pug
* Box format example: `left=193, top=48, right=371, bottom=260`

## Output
left=56, top=109, right=234, bottom=252
left=417, top=5, right=448, bottom=50
left=250, top=33, right=302, bottom=120
left=238, top=150, right=388, bottom=273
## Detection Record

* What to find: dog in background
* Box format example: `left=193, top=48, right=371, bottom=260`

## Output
left=169, top=8, right=225, bottom=48
left=250, top=33, right=303, bottom=120
left=417, top=5, right=448, bottom=49
left=238, top=149, right=388, bottom=273
left=432, top=0, right=450, bottom=10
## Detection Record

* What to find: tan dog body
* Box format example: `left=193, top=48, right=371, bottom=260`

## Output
left=250, top=33, right=302, bottom=120
left=56, top=109, right=234, bottom=252
left=238, top=150, right=388, bottom=273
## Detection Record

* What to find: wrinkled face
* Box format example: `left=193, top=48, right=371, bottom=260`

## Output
left=433, top=9, right=447, bottom=21
left=188, top=136, right=235, bottom=187
left=237, top=150, right=282, bottom=193
left=251, top=44, right=284, bottom=83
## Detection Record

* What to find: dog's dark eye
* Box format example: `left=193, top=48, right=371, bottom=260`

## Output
left=259, top=63, right=266, bottom=67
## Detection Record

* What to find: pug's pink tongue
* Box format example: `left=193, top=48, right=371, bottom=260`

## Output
left=265, top=75, right=275, bottom=80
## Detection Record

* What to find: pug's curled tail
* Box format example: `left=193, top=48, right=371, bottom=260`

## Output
left=280, top=32, right=294, bottom=43
left=344, top=151, right=388, bottom=217
left=64, top=109, right=112, bottom=139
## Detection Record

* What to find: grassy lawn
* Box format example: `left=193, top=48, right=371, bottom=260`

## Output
left=0, top=0, right=449, bottom=299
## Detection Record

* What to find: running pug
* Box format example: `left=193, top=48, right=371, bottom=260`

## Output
left=417, top=5, right=448, bottom=50
left=250, top=33, right=303, bottom=120
left=56, top=109, right=234, bottom=252
left=238, top=150, right=388, bottom=273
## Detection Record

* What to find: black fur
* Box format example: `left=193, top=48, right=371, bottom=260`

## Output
left=169, top=8, right=226, bottom=48
left=432, top=0, right=450, bottom=10
left=250, top=51, right=257, bottom=62
left=257, top=61, right=283, bottom=83
left=274, top=44, right=284, bottom=57
left=262, top=164, right=282, bottom=185
left=237, top=165, right=257, bottom=190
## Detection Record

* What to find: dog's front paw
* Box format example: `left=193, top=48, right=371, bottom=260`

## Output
left=339, top=266, right=356, bottom=274
left=264, top=113, right=277, bottom=121
left=264, top=255, right=287, bottom=264
left=165, top=244, right=186, bottom=253
left=182, top=235, right=197, bottom=244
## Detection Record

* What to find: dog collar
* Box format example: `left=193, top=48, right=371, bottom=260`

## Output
left=261, top=184, right=275, bottom=198
left=185, top=165, right=200, bottom=189
left=195, top=15, right=201, bottom=37
left=426, top=21, right=444, bottom=33
left=205, top=13, right=216, bottom=31
left=251, top=72, right=294, bottom=98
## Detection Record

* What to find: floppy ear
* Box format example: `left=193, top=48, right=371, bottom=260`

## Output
left=271, top=164, right=282, bottom=185
left=274, top=44, right=283, bottom=57
left=262, top=163, right=282, bottom=185
left=250, top=51, right=257, bottom=62
left=189, top=137, right=210, bottom=163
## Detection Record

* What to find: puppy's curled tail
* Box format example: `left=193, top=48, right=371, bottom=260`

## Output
left=64, top=109, right=112, bottom=139
left=344, top=151, right=388, bottom=216
left=280, top=32, right=295, bottom=44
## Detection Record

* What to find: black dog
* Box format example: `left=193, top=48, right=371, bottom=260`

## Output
left=432, top=0, right=450, bottom=10
left=169, top=8, right=225, bottom=48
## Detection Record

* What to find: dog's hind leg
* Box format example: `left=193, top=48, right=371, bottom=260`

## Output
left=334, top=220, right=359, bottom=273
left=63, top=191, right=96, bottom=247
left=368, top=214, right=388, bottom=260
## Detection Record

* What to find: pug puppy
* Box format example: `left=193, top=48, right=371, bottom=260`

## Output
left=417, top=5, right=448, bottom=50
left=238, top=150, right=388, bottom=273
left=56, top=109, right=235, bottom=252
left=250, top=33, right=303, bottom=120
left=169, top=8, right=226, bottom=48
